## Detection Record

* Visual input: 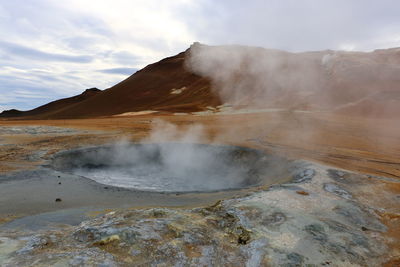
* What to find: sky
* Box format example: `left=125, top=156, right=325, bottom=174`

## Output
left=1, top=0, right=400, bottom=112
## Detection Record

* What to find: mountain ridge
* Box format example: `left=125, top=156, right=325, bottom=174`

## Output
left=1, top=44, right=400, bottom=119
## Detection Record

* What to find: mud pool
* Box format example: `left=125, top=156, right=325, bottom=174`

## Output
left=0, top=142, right=292, bottom=229
left=51, top=143, right=291, bottom=192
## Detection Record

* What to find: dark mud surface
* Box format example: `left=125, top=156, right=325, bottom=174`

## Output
left=50, top=143, right=292, bottom=192
left=0, top=168, right=263, bottom=228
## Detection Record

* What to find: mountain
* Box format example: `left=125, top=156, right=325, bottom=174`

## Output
left=0, top=88, right=103, bottom=118
left=1, top=44, right=400, bottom=119
left=47, top=50, right=221, bottom=119
left=0, top=49, right=220, bottom=119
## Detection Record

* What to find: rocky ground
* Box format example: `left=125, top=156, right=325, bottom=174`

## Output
left=0, top=161, right=399, bottom=266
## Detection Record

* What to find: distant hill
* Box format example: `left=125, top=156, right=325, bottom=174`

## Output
left=1, top=50, right=219, bottom=119
left=0, top=88, right=103, bottom=119
left=2, top=44, right=400, bottom=119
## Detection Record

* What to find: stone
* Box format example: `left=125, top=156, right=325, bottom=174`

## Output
left=285, top=252, right=304, bottom=266
left=296, top=190, right=309, bottom=196
left=304, top=224, right=328, bottom=242
left=323, top=183, right=352, bottom=199
left=293, top=169, right=315, bottom=183
left=262, top=212, right=287, bottom=227
left=93, top=235, right=120, bottom=246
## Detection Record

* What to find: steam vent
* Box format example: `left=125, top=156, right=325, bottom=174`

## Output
left=51, top=143, right=290, bottom=192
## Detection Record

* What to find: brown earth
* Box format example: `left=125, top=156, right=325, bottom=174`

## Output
left=1, top=112, right=399, bottom=178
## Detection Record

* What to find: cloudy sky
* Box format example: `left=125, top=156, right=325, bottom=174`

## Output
left=1, top=0, right=399, bottom=112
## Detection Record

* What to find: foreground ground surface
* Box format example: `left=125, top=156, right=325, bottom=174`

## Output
left=0, top=111, right=399, bottom=266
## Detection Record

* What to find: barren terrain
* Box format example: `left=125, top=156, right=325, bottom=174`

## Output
left=0, top=110, right=399, bottom=265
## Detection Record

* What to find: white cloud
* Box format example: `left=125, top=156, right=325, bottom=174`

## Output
left=1, top=0, right=400, bottom=112
left=338, top=43, right=357, bottom=51
left=0, top=0, right=199, bottom=113
left=57, top=0, right=197, bottom=59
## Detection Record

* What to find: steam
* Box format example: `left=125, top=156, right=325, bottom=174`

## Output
left=144, top=118, right=207, bottom=144
left=53, top=119, right=287, bottom=192
left=185, top=42, right=400, bottom=116
left=185, top=42, right=329, bottom=110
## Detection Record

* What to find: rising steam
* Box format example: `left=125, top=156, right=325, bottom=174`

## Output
left=185, top=42, right=327, bottom=110
left=185, top=42, right=400, bottom=115
left=52, top=119, right=289, bottom=192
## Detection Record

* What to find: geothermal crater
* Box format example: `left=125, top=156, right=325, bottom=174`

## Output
left=51, top=143, right=289, bottom=193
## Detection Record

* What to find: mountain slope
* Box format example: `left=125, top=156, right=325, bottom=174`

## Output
left=0, top=88, right=102, bottom=118
left=1, top=50, right=220, bottom=119
left=1, top=44, right=400, bottom=119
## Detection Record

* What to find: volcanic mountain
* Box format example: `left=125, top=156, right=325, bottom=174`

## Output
left=0, top=48, right=219, bottom=119
left=0, top=88, right=103, bottom=118
left=1, top=44, right=400, bottom=119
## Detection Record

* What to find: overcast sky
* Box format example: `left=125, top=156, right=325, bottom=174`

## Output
left=1, top=0, right=400, bottom=112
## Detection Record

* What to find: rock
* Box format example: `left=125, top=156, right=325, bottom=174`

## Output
left=285, top=252, right=304, bottom=266
left=241, top=238, right=269, bottom=266
left=262, top=212, right=287, bottom=227
left=327, top=169, right=353, bottom=184
left=296, top=190, right=309, bottom=196
left=93, top=235, right=120, bottom=246
left=304, top=224, right=328, bottom=242
left=323, top=183, right=352, bottom=199
left=293, top=169, right=315, bottom=183
left=237, top=226, right=251, bottom=245
left=17, top=236, right=49, bottom=255
left=334, top=204, right=387, bottom=232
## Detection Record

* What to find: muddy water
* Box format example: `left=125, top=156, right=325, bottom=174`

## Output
left=0, top=168, right=260, bottom=228
left=51, top=143, right=291, bottom=192
left=0, top=126, right=294, bottom=230
left=0, top=144, right=293, bottom=230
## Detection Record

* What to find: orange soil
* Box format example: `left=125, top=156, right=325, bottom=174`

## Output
left=1, top=111, right=399, bottom=257
left=1, top=111, right=399, bottom=178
